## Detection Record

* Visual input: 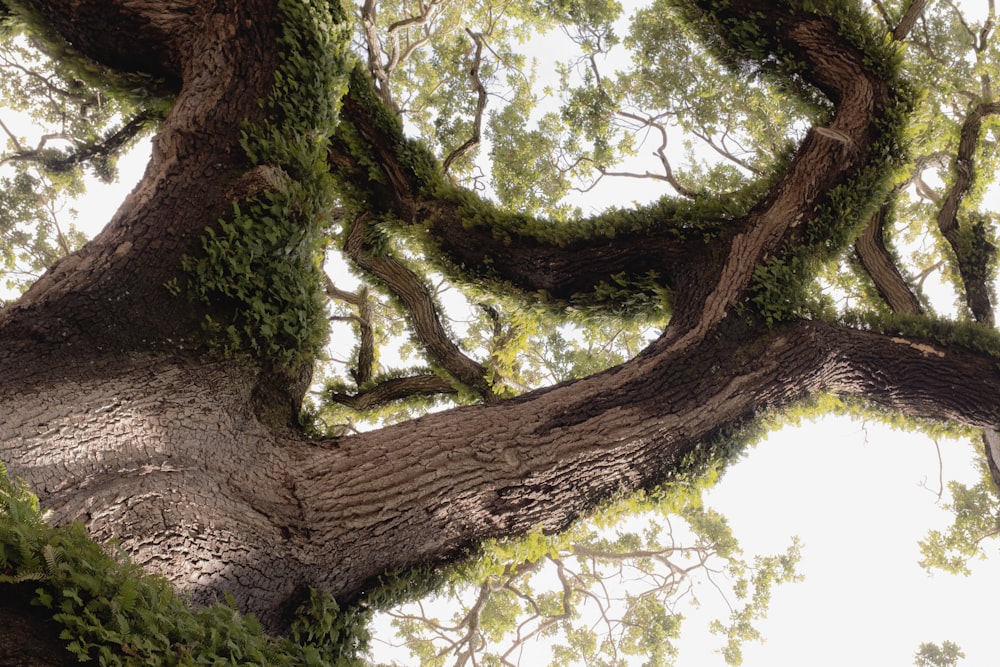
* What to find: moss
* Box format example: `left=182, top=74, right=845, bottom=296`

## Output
left=184, top=0, right=351, bottom=368
left=0, top=463, right=370, bottom=665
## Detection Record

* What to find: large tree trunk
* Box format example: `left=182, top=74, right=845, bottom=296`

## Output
left=3, top=0, right=1000, bottom=660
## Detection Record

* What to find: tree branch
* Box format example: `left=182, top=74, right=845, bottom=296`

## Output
left=324, top=278, right=377, bottom=387
left=893, top=0, right=929, bottom=41
left=936, top=100, right=1000, bottom=325
left=332, top=0, right=908, bottom=339
left=607, top=110, right=698, bottom=198
left=853, top=202, right=924, bottom=314
left=441, top=29, right=488, bottom=175
left=329, top=71, right=703, bottom=306
left=343, top=213, right=497, bottom=401
left=0, top=110, right=158, bottom=174
left=327, top=373, right=457, bottom=410
left=296, top=315, right=1000, bottom=607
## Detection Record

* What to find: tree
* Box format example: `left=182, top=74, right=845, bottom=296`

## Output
left=1, top=0, right=1000, bottom=664
left=0, top=10, right=160, bottom=295
left=914, top=640, right=965, bottom=667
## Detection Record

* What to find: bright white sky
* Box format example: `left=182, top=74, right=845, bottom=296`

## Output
left=682, top=421, right=996, bottom=666
left=5, top=1, right=998, bottom=665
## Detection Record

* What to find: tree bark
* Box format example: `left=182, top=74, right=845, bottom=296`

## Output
left=854, top=203, right=924, bottom=314
left=3, top=0, right=1000, bottom=658
left=4, top=313, right=1000, bottom=637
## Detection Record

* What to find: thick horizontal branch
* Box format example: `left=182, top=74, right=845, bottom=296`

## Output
left=7, top=314, right=1000, bottom=630
left=329, top=77, right=711, bottom=307
left=295, top=315, right=1000, bottom=605
left=818, top=321, right=1000, bottom=425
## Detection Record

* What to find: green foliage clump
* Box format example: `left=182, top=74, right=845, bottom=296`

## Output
left=0, top=462, right=371, bottom=665
left=913, top=640, right=966, bottom=667
left=184, top=0, right=351, bottom=367
left=919, top=451, right=1000, bottom=576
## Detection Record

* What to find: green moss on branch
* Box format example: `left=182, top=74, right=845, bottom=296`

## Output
left=184, top=0, right=351, bottom=368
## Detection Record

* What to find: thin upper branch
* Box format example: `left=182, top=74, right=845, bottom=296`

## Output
left=853, top=202, right=924, bottom=315
left=343, top=213, right=497, bottom=401
left=935, top=100, right=1000, bottom=325
left=441, top=29, right=488, bottom=175
left=893, top=0, right=930, bottom=40
left=609, top=110, right=698, bottom=198
left=0, top=110, right=158, bottom=172
left=326, top=373, right=456, bottom=410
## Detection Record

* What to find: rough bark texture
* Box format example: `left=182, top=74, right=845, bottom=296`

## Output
left=854, top=203, right=924, bottom=314
left=2, top=0, right=1000, bottom=662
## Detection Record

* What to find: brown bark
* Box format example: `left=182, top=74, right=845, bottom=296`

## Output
left=3, top=0, right=1000, bottom=660
left=936, top=100, right=1000, bottom=325
left=893, top=0, right=930, bottom=41
left=327, top=373, right=457, bottom=410
left=854, top=203, right=924, bottom=314
left=293, top=317, right=1000, bottom=604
